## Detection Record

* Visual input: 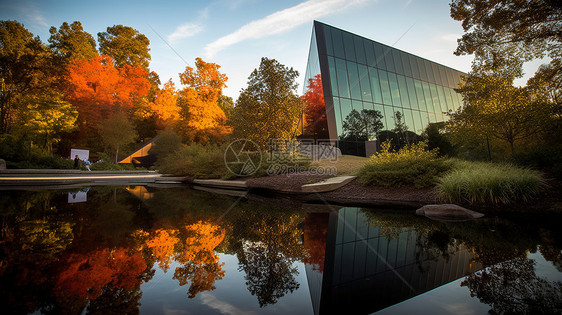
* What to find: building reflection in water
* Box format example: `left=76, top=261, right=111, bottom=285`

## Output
left=304, top=207, right=482, bottom=315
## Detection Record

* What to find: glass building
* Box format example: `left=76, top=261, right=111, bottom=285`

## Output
left=303, top=21, right=465, bottom=141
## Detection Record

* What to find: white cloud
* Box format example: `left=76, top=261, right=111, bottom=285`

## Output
left=199, top=292, right=257, bottom=315
left=441, top=33, right=461, bottom=42
left=204, top=0, right=366, bottom=58
left=167, top=23, right=204, bottom=42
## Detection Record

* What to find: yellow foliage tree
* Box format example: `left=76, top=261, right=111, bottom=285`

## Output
left=149, top=80, right=179, bottom=128
left=177, top=57, right=231, bottom=143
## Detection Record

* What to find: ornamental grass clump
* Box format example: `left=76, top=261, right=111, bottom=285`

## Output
left=435, top=161, right=547, bottom=205
left=357, top=140, right=449, bottom=188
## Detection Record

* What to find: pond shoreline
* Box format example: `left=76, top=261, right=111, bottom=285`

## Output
left=1, top=169, right=560, bottom=213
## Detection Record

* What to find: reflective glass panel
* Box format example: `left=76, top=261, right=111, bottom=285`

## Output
left=446, top=68, right=455, bottom=88
left=401, top=51, right=412, bottom=77
left=358, top=64, right=372, bottom=102
left=340, top=98, right=353, bottom=127
left=430, top=84, right=443, bottom=114
left=414, top=80, right=426, bottom=112
left=374, top=43, right=386, bottom=70
left=384, top=47, right=395, bottom=73
left=333, top=97, right=343, bottom=136
left=420, top=112, right=429, bottom=131
left=397, top=75, right=410, bottom=109
left=354, top=37, right=367, bottom=65
left=328, top=56, right=339, bottom=97
left=422, top=82, right=434, bottom=113
left=412, top=110, right=423, bottom=134
left=403, top=109, right=415, bottom=133
left=347, top=61, right=362, bottom=100
left=336, top=58, right=350, bottom=98
left=392, top=50, right=403, bottom=75
left=425, top=59, right=435, bottom=84
left=406, top=77, right=418, bottom=110
left=388, top=72, right=401, bottom=107
left=332, top=29, right=346, bottom=59
left=384, top=105, right=396, bottom=130
left=418, top=58, right=428, bottom=82
left=323, top=25, right=334, bottom=56
left=409, top=55, right=420, bottom=79
left=343, top=32, right=356, bottom=61
left=352, top=99, right=363, bottom=111
left=437, top=85, right=447, bottom=112
left=369, top=67, right=383, bottom=104
left=440, top=66, right=449, bottom=87
left=445, top=87, right=455, bottom=111
left=378, top=69, right=393, bottom=105
left=365, top=40, right=376, bottom=67
left=433, top=63, right=443, bottom=85
left=374, top=104, right=386, bottom=130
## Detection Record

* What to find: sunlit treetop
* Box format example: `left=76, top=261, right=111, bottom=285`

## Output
left=98, top=25, right=151, bottom=70
left=450, top=0, right=562, bottom=80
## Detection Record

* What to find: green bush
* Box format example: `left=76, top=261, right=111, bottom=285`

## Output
left=1, top=134, right=74, bottom=169
left=357, top=140, right=449, bottom=188
left=155, top=143, right=227, bottom=178
left=90, top=153, right=142, bottom=171
left=513, top=145, right=562, bottom=179
left=435, top=161, right=547, bottom=205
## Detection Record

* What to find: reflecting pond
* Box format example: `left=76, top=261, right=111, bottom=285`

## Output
left=0, top=186, right=561, bottom=314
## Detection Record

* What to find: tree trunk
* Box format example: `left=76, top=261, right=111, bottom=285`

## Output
left=115, top=145, right=119, bottom=163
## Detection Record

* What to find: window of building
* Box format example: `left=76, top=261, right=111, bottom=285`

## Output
left=369, top=67, right=383, bottom=104
left=358, top=64, right=372, bottom=102
left=354, top=37, right=367, bottom=65
left=343, top=32, right=356, bottom=62
left=347, top=61, right=362, bottom=100
left=336, top=58, right=350, bottom=98
left=378, top=69, right=393, bottom=106
left=388, top=72, right=401, bottom=107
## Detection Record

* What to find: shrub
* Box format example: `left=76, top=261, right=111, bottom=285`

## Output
left=90, top=153, right=141, bottom=171
left=1, top=135, right=74, bottom=169
left=435, top=161, right=547, bottom=205
left=357, top=140, right=449, bottom=188
left=155, top=143, right=227, bottom=178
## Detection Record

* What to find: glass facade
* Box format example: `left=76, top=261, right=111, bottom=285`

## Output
left=303, top=21, right=465, bottom=140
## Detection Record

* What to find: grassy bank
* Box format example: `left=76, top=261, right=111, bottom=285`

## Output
left=435, top=160, right=546, bottom=205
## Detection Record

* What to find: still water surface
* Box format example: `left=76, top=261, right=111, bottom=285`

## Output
left=0, top=186, right=561, bottom=314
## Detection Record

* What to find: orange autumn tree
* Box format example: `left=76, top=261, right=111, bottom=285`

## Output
left=65, top=55, right=151, bottom=137
left=173, top=221, right=226, bottom=298
left=144, top=229, right=180, bottom=272
left=148, top=80, right=179, bottom=129
left=302, top=213, right=329, bottom=272
left=177, top=57, right=231, bottom=143
left=54, top=248, right=147, bottom=300
left=301, top=74, right=329, bottom=139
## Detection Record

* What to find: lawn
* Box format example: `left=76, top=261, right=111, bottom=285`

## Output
left=311, top=155, right=369, bottom=176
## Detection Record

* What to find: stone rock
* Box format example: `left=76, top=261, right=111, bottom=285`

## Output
left=0, top=159, right=6, bottom=170
left=416, top=204, right=484, bottom=221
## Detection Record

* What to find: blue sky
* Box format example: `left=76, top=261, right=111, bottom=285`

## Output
left=0, top=0, right=536, bottom=99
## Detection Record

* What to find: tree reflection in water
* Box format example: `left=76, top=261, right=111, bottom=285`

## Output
left=1, top=188, right=562, bottom=314
left=462, top=256, right=562, bottom=314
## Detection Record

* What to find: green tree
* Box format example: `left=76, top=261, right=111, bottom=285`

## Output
left=0, top=20, right=54, bottom=134
left=100, top=112, right=138, bottom=162
left=98, top=25, right=150, bottom=70
left=341, top=109, right=383, bottom=141
left=450, top=0, right=561, bottom=82
left=232, top=57, right=303, bottom=148
left=48, top=21, right=98, bottom=62
left=450, top=75, right=546, bottom=155
left=15, top=92, right=78, bottom=154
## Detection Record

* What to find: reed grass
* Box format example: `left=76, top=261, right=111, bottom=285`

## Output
left=435, top=161, right=547, bottom=205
